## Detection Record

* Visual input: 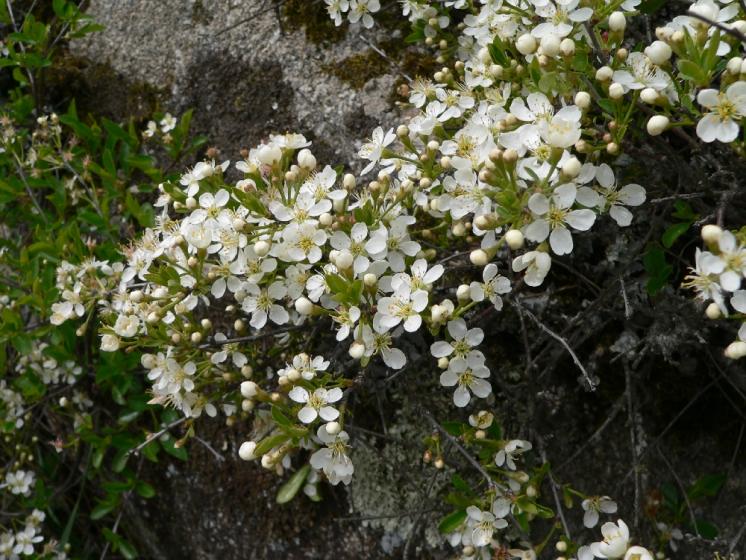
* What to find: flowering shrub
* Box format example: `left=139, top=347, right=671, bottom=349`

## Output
left=5, top=0, right=746, bottom=557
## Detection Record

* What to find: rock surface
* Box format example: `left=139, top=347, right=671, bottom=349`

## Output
left=71, top=0, right=401, bottom=167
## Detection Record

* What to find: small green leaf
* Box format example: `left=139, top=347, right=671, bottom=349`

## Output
left=438, top=510, right=467, bottom=534
left=136, top=480, right=156, bottom=499
left=276, top=464, right=311, bottom=504
left=662, top=222, right=691, bottom=248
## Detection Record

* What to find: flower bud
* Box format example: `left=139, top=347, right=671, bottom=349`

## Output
left=561, top=156, right=582, bottom=179
left=608, top=82, right=625, bottom=99
left=705, top=302, right=722, bottom=320
left=254, top=240, right=270, bottom=256
left=575, top=91, right=591, bottom=109
left=516, top=33, right=537, bottom=55
left=640, top=87, right=659, bottom=104
left=343, top=173, right=356, bottom=190
left=239, top=441, right=257, bottom=461
left=560, top=38, right=575, bottom=56
left=396, top=125, right=409, bottom=138
left=556, top=541, right=568, bottom=553
left=505, top=229, right=524, bottom=250
left=540, top=35, right=561, bottom=57
left=335, top=250, right=354, bottom=270
left=241, top=398, right=254, bottom=411
left=727, top=56, right=744, bottom=75
left=437, top=356, right=450, bottom=369
left=645, top=41, right=672, bottom=65
left=725, top=341, right=746, bottom=359
left=609, top=11, right=626, bottom=32
left=456, top=284, right=471, bottom=303
left=596, top=66, right=613, bottom=81
left=325, top=421, right=341, bottom=435
left=295, top=297, right=314, bottom=315
left=186, top=197, right=197, bottom=210
left=701, top=224, right=723, bottom=244
left=363, top=273, right=378, bottom=287
left=190, top=332, right=202, bottom=344
left=646, top=115, right=669, bottom=136
left=470, top=249, right=489, bottom=266
left=297, top=148, right=316, bottom=169
left=241, top=381, right=258, bottom=398
left=606, top=142, right=620, bottom=155
left=349, top=341, right=365, bottom=359
left=257, top=144, right=282, bottom=165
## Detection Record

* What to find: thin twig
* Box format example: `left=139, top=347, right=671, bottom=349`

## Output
left=624, top=361, right=641, bottom=530
left=657, top=447, right=700, bottom=538
left=199, top=325, right=302, bottom=348
left=536, top=436, right=571, bottom=540
left=514, top=302, right=597, bottom=391
left=127, top=417, right=187, bottom=456
left=685, top=11, right=746, bottom=44
left=194, top=436, right=225, bottom=462
left=422, top=410, right=497, bottom=490
left=556, top=395, right=626, bottom=472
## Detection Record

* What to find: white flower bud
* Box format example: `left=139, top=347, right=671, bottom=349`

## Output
left=141, top=354, right=156, bottom=369
left=241, top=399, right=254, bottom=411
left=640, top=87, right=659, bottom=104
left=561, top=157, right=582, bottom=179
left=254, top=240, right=270, bottom=256
left=556, top=541, right=568, bottom=552
left=705, top=302, right=722, bottom=320
left=470, top=249, right=489, bottom=266
left=325, top=421, right=341, bottom=435
left=725, top=342, right=746, bottom=359
left=335, top=250, right=354, bottom=270
left=608, top=82, right=625, bottom=99
left=596, top=66, right=613, bottom=81
left=645, top=41, right=672, bottom=65
left=427, top=140, right=440, bottom=152
left=560, top=38, right=575, bottom=56
left=505, top=229, right=524, bottom=250
left=130, top=290, right=143, bottom=302
left=396, top=124, right=409, bottom=138
left=516, top=33, right=537, bottom=55
left=343, top=173, right=356, bottom=190
left=727, top=56, right=743, bottom=75
left=257, top=144, right=282, bottom=165
left=646, top=115, right=670, bottom=136
left=186, top=197, right=197, bottom=210
left=232, top=218, right=245, bottom=231
left=239, top=441, right=257, bottom=461
left=261, top=454, right=274, bottom=469
left=363, top=273, right=378, bottom=287
left=437, top=356, right=450, bottom=369
left=319, top=212, right=333, bottom=227
left=701, top=224, right=723, bottom=244
left=456, top=284, right=471, bottom=303
left=452, top=222, right=466, bottom=237
left=609, top=12, right=626, bottom=32
left=241, top=365, right=253, bottom=377
left=295, top=297, right=314, bottom=315
left=190, top=332, right=202, bottom=344
left=297, top=148, right=316, bottom=169
left=101, top=334, right=120, bottom=352
left=575, top=91, right=591, bottom=109
left=59, top=396, right=69, bottom=408
left=349, top=341, right=366, bottom=359
left=240, top=381, right=258, bottom=398
left=540, top=35, right=561, bottom=57
left=201, top=318, right=212, bottom=330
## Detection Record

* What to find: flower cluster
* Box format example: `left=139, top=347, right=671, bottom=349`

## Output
left=685, top=224, right=746, bottom=359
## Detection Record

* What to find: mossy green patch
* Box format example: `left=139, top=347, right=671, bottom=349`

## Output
left=322, top=50, right=391, bottom=90
left=282, top=0, right=348, bottom=45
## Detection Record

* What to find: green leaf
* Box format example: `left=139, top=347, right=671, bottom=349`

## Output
left=677, top=59, right=707, bottom=86
left=643, top=246, right=673, bottom=295
left=90, top=501, right=115, bottom=520
left=694, top=519, right=719, bottom=539
left=438, top=510, right=467, bottom=534
left=662, top=222, right=691, bottom=248
left=161, top=436, right=188, bottom=461
left=135, top=480, right=156, bottom=499
left=276, top=464, right=311, bottom=504
left=687, top=473, right=726, bottom=500
left=271, top=406, right=293, bottom=428
left=253, top=433, right=290, bottom=457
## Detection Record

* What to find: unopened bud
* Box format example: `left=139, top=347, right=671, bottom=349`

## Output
left=701, top=224, right=723, bottom=244
left=505, top=229, right=524, bottom=250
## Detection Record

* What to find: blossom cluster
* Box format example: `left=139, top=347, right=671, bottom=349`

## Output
left=42, top=0, right=746, bottom=557
left=685, top=224, right=746, bottom=359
